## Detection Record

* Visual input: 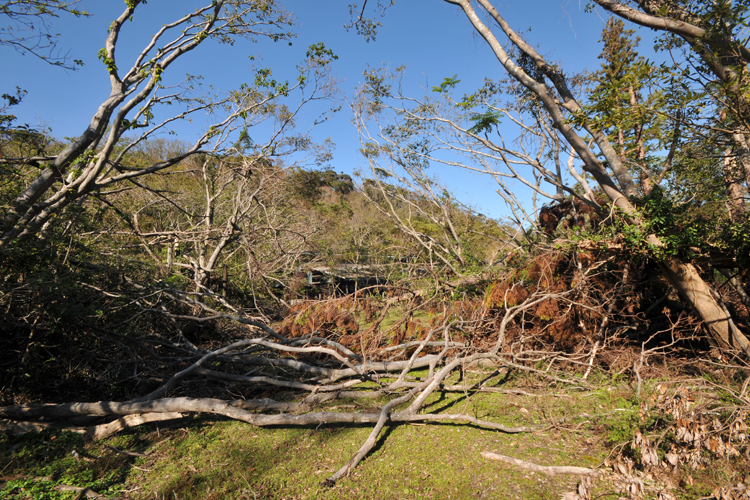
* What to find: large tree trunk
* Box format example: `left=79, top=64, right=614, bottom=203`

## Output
left=659, top=257, right=750, bottom=356
left=0, top=108, right=115, bottom=246
left=732, top=132, right=750, bottom=190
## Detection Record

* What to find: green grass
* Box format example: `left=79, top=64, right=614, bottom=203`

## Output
left=0, top=377, right=614, bottom=499
left=1, top=370, right=746, bottom=499
left=361, top=307, right=432, bottom=334
left=123, top=419, right=590, bottom=499
left=0, top=430, right=131, bottom=499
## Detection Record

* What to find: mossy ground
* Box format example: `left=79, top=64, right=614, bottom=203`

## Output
left=0, top=371, right=744, bottom=499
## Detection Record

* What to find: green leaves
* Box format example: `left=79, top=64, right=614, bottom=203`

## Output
left=431, top=74, right=460, bottom=94
left=305, top=42, right=338, bottom=66
left=467, top=109, right=502, bottom=135
left=97, top=48, right=117, bottom=73
left=254, top=68, right=280, bottom=90
left=195, top=29, right=208, bottom=42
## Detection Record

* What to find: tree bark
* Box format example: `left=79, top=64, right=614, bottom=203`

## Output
left=481, top=451, right=599, bottom=476
left=732, top=132, right=750, bottom=189
left=657, top=257, right=750, bottom=355
left=0, top=397, right=539, bottom=433
left=723, top=149, right=747, bottom=222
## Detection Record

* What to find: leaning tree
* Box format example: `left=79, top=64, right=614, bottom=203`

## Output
left=351, top=0, right=750, bottom=357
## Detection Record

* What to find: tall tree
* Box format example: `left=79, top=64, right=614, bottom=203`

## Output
left=593, top=0, right=750, bottom=197
left=588, top=18, right=667, bottom=194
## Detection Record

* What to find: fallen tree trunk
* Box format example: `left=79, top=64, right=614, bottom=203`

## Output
left=658, top=256, right=750, bottom=357
left=226, top=353, right=442, bottom=382
left=0, top=413, right=186, bottom=440
left=0, top=397, right=539, bottom=433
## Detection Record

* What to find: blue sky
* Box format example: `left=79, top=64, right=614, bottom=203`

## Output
left=2, top=0, right=643, bottom=219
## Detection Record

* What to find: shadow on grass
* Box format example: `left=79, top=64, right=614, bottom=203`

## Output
left=0, top=391, right=600, bottom=500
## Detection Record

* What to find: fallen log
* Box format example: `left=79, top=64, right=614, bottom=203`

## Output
left=0, top=397, right=538, bottom=435
left=0, top=412, right=186, bottom=440
left=481, top=451, right=599, bottom=476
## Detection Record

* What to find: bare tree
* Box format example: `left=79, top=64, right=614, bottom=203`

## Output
left=115, top=68, right=338, bottom=297
left=356, top=141, right=520, bottom=275
left=0, top=0, right=90, bottom=69
left=353, top=67, right=587, bottom=236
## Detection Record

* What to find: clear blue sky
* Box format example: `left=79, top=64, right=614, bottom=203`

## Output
left=2, top=0, right=644, bottom=219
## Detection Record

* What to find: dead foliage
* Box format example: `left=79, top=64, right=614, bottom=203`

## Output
left=402, top=248, right=629, bottom=353
left=275, top=243, right=732, bottom=359
left=278, top=298, right=359, bottom=339
left=387, top=317, right=428, bottom=346
left=600, top=381, right=750, bottom=500
left=484, top=280, right=531, bottom=309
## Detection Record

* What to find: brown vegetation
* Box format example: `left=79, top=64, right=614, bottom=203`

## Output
left=279, top=299, right=360, bottom=339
